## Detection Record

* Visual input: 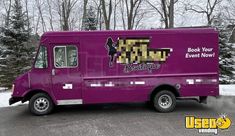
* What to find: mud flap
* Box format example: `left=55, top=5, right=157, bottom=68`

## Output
left=199, top=96, right=207, bottom=104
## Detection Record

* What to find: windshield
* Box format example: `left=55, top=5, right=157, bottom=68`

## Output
left=34, top=46, right=48, bottom=68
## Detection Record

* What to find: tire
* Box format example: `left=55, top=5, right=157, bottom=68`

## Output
left=29, top=93, right=54, bottom=116
left=152, top=90, right=176, bottom=113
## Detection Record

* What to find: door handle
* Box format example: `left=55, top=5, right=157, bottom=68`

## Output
left=52, top=69, right=55, bottom=76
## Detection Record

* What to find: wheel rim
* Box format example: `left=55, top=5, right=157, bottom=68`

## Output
left=34, top=97, right=49, bottom=112
left=158, top=94, right=172, bottom=109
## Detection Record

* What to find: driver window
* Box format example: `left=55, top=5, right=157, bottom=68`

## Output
left=55, top=47, right=66, bottom=67
left=67, top=46, right=77, bottom=67
left=54, top=45, right=78, bottom=68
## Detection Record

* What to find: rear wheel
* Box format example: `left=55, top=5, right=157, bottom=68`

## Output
left=29, top=93, right=54, bottom=115
left=153, top=90, right=176, bottom=112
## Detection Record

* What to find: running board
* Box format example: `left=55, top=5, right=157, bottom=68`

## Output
left=177, top=96, right=207, bottom=104
left=57, top=99, right=83, bottom=105
left=177, top=97, right=199, bottom=102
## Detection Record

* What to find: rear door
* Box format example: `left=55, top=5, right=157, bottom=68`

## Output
left=51, top=44, right=82, bottom=105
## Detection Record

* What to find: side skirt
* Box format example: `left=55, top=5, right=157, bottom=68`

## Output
left=57, top=99, right=83, bottom=105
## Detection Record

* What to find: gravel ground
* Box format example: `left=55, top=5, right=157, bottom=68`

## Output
left=0, top=96, right=234, bottom=136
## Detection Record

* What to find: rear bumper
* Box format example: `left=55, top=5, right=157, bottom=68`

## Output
left=9, top=97, right=22, bottom=105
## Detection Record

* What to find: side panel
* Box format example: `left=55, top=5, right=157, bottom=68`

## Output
left=80, top=31, right=219, bottom=104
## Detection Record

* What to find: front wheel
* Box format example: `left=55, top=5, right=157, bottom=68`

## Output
left=153, top=90, right=176, bottom=113
left=29, top=93, right=54, bottom=115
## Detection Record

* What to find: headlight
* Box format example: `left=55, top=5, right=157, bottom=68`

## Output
left=11, top=84, right=15, bottom=92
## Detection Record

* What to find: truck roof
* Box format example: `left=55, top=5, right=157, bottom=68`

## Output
left=42, top=28, right=217, bottom=37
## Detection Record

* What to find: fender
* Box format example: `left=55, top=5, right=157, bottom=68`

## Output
left=150, top=84, right=180, bottom=101
left=22, top=88, right=58, bottom=105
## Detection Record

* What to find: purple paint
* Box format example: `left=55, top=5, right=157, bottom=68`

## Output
left=9, top=28, right=219, bottom=110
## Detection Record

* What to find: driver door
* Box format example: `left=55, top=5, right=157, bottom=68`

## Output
left=51, top=44, right=82, bottom=105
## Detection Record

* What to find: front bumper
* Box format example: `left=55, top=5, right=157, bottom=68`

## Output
left=9, top=97, right=22, bottom=105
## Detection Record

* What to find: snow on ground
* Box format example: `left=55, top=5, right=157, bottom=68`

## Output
left=0, top=85, right=234, bottom=108
left=219, top=84, right=235, bottom=96
left=0, top=91, right=27, bottom=108
left=0, top=87, right=8, bottom=91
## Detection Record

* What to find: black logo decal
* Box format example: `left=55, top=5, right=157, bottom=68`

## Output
left=105, top=37, right=117, bottom=67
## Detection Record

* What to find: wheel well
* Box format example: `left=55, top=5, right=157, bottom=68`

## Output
left=150, top=84, right=179, bottom=102
left=22, top=90, right=50, bottom=103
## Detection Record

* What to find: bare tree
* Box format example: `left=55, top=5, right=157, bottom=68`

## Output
left=101, top=0, right=112, bottom=30
left=96, top=1, right=103, bottom=30
left=81, top=0, right=88, bottom=30
left=223, top=0, right=235, bottom=25
left=24, top=0, right=31, bottom=47
left=62, top=0, right=78, bottom=30
left=92, top=0, right=103, bottom=30
left=113, top=0, right=121, bottom=30
left=120, top=0, right=144, bottom=30
left=98, top=7, right=103, bottom=30
left=124, top=0, right=143, bottom=30
left=168, top=0, right=174, bottom=28
left=46, top=0, right=54, bottom=30
left=36, top=0, right=47, bottom=32
left=133, top=9, right=147, bottom=29
left=185, top=0, right=222, bottom=26
left=2, top=0, right=12, bottom=27
left=120, top=0, right=127, bottom=29
left=34, top=12, right=41, bottom=34
left=56, top=0, right=78, bottom=30
left=147, top=0, right=178, bottom=28
left=24, top=0, right=31, bottom=32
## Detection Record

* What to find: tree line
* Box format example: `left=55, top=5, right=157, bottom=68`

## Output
left=0, top=0, right=235, bottom=87
left=2, top=0, right=234, bottom=32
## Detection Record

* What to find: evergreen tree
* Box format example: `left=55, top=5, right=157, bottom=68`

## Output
left=0, top=0, right=34, bottom=88
left=212, top=18, right=235, bottom=84
left=84, top=6, right=97, bottom=30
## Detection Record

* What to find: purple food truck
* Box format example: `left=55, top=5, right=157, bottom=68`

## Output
left=9, top=28, right=219, bottom=115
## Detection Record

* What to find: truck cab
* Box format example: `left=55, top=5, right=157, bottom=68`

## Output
left=9, top=33, right=83, bottom=115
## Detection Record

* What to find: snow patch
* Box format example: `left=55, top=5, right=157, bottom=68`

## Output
left=0, top=87, right=8, bottom=91
left=219, top=84, right=235, bottom=96
left=0, top=91, right=27, bottom=108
